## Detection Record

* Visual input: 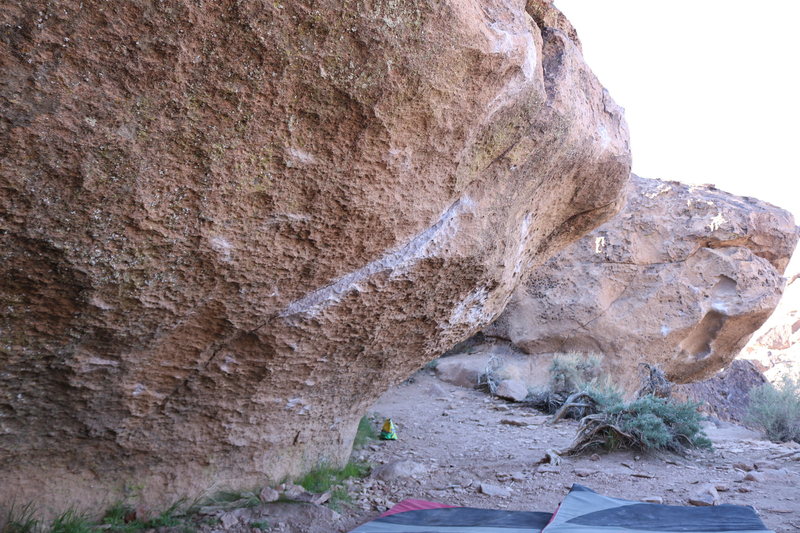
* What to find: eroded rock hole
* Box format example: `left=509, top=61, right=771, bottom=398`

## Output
left=678, top=310, right=727, bottom=360
left=710, top=275, right=737, bottom=298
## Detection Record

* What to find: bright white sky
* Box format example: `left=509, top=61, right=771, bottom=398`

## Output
left=554, top=0, right=800, bottom=273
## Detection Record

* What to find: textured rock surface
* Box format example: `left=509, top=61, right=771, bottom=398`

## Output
left=0, top=0, right=630, bottom=510
left=479, top=176, right=799, bottom=390
left=741, top=273, right=800, bottom=382
left=435, top=354, right=494, bottom=389
left=434, top=346, right=547, bottom=390
left=674, top=360, right=769, bottom=423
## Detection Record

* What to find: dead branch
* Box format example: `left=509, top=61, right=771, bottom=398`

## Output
left=549, top=391, right=596, bottom=424
left=559, top=414, right=637, bottom=455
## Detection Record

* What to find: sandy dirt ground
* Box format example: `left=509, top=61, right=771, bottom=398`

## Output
left=334, top=371, right=800, bottom=532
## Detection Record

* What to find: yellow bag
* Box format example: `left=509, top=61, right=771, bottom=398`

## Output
left=379, top=418, right=397, bottom=440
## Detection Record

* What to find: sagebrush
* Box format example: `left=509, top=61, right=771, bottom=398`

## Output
left=563, top=394, right=711, bottom=455
left=549, top=352, right=603, bottom=394
left=535, top=355, right=710, bottom=455
left=527, top=353, right=622, bottom=419
left=746, top=376, right=800, bottom=443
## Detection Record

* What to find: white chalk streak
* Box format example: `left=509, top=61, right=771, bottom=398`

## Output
left=279, top=196, right=472, bottom=318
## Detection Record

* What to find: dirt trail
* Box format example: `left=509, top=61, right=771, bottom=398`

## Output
left=337, top=371, right=800, bottom=532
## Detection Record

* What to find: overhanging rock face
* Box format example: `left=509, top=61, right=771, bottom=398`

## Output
left=483, top=176, right=799, bottom=391
left=0, top=0, right=630, bottom=509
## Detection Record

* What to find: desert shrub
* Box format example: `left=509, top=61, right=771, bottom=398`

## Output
left=477, top=354, right=505, bottom=395
left=563, top=394, right=711, bottom=455
left=528, top=353, right=622, bottom=419
left=583, top=379, right=624, bottom=411
left=746, top=376, right=800, bottom=443
left=636, top=363, right=672, bottom=398
left=612, top=395, right=711, bottom=449
left=549, top=353, right=603, bottom=393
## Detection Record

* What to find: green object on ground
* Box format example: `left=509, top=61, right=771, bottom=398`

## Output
left=379, top=418, right=397, bottom=440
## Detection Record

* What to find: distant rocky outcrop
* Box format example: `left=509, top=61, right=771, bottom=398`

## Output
left=673, top=360, right=769, bottom=423
left=741, top=273, right=800, bottom=382
left=456, top=176, right=799, bottom=392
left=0, top=0, right=630, bottom=510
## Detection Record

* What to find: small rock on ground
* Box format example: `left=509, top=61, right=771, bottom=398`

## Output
left=372, top=460, right=428, bottom=481
left=495, top=379, right=528, bottom=402
left=479, top=483, right=512, bottom=497
left=219, top=512, right=239, bottom=529
left=259, top=486, right=280, bottom=503
left=500, top=418, right=529, bottom=427
left=688, top=485, right=719, bottom=506
left=743, top=472, right=764, bottom=482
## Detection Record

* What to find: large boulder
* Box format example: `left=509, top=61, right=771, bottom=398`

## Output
left=741, top=273, right=800, bottom=382
left=480, top=176, right=799, bottom=391
left=0, top=0, right=630, bottom=511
